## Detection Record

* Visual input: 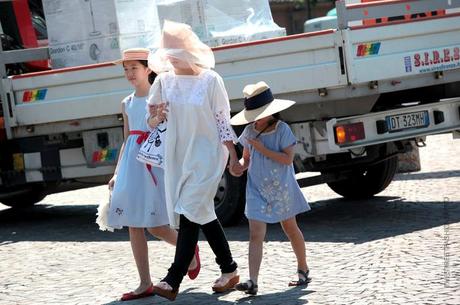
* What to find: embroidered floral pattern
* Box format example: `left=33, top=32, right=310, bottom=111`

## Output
left=115, top=208, right=123, bottom=216
left=258, top=169, right=291, bottom=217
left=163, top=72, right=210, bottom=106
left=215, top=110, right=237, bottom=142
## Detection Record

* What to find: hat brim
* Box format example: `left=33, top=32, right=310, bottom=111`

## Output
left=230, top=99, right=295, bottom=125
left=113, top=56, right=150, bottom=65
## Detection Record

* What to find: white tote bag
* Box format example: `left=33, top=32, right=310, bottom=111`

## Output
left=136, top=78, right=166, bottom=168
left=136, top=121, right=166, bottom=168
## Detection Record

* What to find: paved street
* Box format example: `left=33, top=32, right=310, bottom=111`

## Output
left=1, top=134, right=459, bottom=305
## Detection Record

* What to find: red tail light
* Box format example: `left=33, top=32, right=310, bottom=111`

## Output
left=334, top=122, right=365, bottom=144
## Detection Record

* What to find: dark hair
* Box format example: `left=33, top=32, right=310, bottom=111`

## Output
left=139, top=60, right=157, bottom=85
left=272, top=112, right=281, bottom=120
left=123, top=60, right=157, bottom=85
left=255, top=112, right=281, bottom=138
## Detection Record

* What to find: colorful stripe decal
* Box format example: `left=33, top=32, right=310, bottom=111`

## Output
left=356, top=42, right=381, bottom=57
left=22, top=89, right=48, bottom=102
left=92, top=149, right=118, bottom=163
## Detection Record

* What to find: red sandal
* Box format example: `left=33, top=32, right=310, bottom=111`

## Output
left=187, top=245, right=201, bottom=280
left=120, top=283, right=154, bottom=301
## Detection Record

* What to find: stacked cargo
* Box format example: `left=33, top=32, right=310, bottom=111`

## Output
left=44, top=0, right=285, bottom=68
left=43, top=0, right=161, bottom=68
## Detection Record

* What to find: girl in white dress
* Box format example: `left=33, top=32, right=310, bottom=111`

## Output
left=146, top=21, right=240, bottom=301
left=106, top=48, right=199, bottom=301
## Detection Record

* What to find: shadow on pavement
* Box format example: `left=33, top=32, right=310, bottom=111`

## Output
left=289, top=196, right=460, bottom=244
left=394, top=169, right=460, bottom=181
left=230, top=286, right=313, bottom=305
left=99, top=286, right=312, bottom=305
left=1, top=196, right=459, bottom=245
left=0, top=203, right=129, bottom=243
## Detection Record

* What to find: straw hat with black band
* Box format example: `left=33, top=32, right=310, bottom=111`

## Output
left=230, top=81, right=296, bottom=126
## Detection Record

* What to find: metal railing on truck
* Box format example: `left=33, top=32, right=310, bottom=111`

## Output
left=336, top=0, right=460, bottom=30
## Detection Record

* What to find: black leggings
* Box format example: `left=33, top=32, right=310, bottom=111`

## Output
left=163, top=214, right=237, bottom=289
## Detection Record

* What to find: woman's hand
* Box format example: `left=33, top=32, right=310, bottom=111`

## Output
left=156, top=103, right=168, bottom=122
left=227, top=153, right=239, bottom=176
left=229, top=161, right=245, bottom=177
left=148, top=102, right=168, bottom=128
left=148, top=104, right=158, bottom=117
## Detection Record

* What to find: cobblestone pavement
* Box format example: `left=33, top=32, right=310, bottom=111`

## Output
left=1, top=134, right=459, bottom=305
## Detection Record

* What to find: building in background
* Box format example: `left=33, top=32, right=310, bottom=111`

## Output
left=269, top=0, right=335, bottom=34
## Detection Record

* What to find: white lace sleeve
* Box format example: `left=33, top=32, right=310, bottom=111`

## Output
left=210, top=72, right=237, bottom=143
left=215, top=110, right=237, bottom=143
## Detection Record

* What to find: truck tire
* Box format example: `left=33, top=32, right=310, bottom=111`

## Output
left=326, top=156, right=398, bottom=199
left=0, top=187, right=46, bottom=208
left=214, top=169, right=246, bottom=226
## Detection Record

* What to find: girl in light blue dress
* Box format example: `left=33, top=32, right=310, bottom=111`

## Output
left=230, top=81, right=311, bottom=295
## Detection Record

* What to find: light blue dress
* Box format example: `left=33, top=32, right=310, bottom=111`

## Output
left=239, top=121, right=310, bottom=223
left=107, top=94, right=169, bottom=229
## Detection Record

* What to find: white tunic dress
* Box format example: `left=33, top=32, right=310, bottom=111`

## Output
left=107, top=94, right=169, bottom=229
left=150, top=70, right=235, bottom=228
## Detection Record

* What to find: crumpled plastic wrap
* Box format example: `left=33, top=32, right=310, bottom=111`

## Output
left=156, top=0, right=286, bottom=47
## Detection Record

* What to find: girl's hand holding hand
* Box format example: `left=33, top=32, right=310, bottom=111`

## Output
left=230, top=162, right=245, bottom=177
left=246, top=137, right=265, bottom=152
left=227, top=155, right=240, bottom=177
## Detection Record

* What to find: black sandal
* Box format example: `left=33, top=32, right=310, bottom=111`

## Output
left=288, top=269, right=311, bottom=287
left=235, top=279, right=258, bottom=295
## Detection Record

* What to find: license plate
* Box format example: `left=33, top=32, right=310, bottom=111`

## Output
left=386, top=111, right=429, bottom=132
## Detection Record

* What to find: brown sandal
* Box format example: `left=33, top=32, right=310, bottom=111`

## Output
left=152, top=282, right=179, bottom=301
left=212, top=274, right=240, bottom=293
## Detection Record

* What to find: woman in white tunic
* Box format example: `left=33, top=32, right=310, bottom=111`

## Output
left=147, top=21, right=240, bottom=301
left=105, top=48, right=199, bottom=301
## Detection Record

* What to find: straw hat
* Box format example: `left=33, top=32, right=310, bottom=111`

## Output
left=230, top=81, right=295, bottom=126
left=148, top=20, right=215, bottom=73
left=114, top=48, right=150, bottom=64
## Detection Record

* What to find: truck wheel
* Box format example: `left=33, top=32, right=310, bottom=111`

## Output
left=214, top=169, right=246, bottom=227
left=0, top=187, right=46, bottom=208
left=326, top=156, right=398, bottom=199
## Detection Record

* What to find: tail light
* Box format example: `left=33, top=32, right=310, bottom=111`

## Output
left=334, top=122, right=365, bottom=145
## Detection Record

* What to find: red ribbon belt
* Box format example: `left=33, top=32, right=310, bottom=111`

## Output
left=129, top=130, right=157, bottom=186
left=129, top=130, right=150, bottom=144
